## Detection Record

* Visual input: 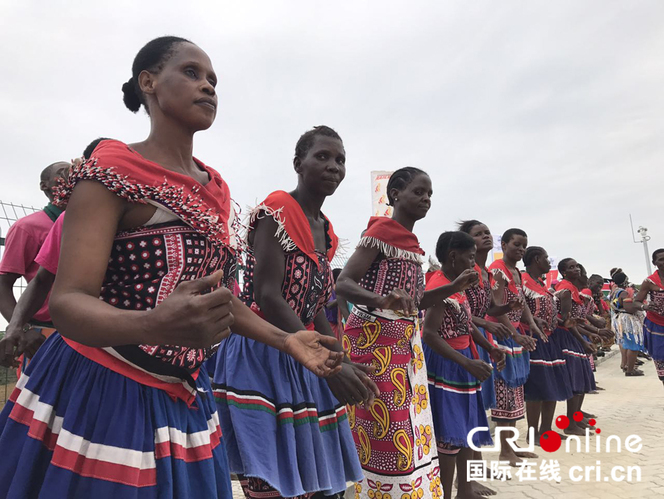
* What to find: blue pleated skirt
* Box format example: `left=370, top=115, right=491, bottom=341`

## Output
left=643, top=319, right=664, bottom=360
left=493, top=331, right=530, bottom=388
left=213, top=333, right=363, bottom=497
left=424, top=344, right=493, bottom=449
left=476, top=327, right=496, bottom=409
left=524, top=333, right=573, bottom=402
left=555, top=328, right=596, bottom=394
left=0, top=333, right=232, bottom=499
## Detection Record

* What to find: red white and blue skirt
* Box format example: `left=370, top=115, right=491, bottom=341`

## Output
left=644, top=317, right=664, bottom=380
left=212, top=333, right=363, bottom=498
left=424, top=342, right=493, bottom=452
left=524, top=331, right=573, bottom=402
left=0, top=333, right=231, bottom=499
left=554, top=328, right=596, bottom=394
left=476, top=327, right=496, bottom=410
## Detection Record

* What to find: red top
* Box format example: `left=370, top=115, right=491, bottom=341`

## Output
left=35, top=213, right=64, bottom=275
left=646, top=271, right=664, bottom=326
left=0, top=209, right=55, bottom=322
left=51, top=140, right=239, bottom=405
left=425, top=270, right=478, bottom=358
left=250, top=190, right=338, bottom=268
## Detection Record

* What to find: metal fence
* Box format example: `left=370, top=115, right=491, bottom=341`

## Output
left=0, top=200, right=41, bottom=406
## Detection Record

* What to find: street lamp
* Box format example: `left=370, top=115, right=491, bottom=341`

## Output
left=630, top=215, right=652, bottom=275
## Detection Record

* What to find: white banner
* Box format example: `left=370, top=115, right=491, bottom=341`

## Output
left=370, top=170, right=393, bottom=217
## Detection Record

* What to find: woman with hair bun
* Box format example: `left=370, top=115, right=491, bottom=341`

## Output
left=634, top=249, right=664, bottom=385
left=609, top=270, right=645, bottom=375
left=521, top=246, right=572, bottom=441
left=0, top=37, right=343, bottom=498
left=337, top=168, right=475, bottom=499
left=422, top=230, right=506, bottom=499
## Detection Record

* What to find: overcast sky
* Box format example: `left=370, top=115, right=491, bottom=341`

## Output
left=1, top=0, right=662, bottom=285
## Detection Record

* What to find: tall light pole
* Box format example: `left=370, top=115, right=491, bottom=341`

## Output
left=630, top=215, right=652, bottom=275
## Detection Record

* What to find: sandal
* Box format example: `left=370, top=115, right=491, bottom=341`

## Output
left=625, top=369, right=645, bottom=377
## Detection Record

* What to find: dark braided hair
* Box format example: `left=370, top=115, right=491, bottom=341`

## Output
left=435, top=231, right=475, bottom=264
left=82, top=137, right=112, bottom=160
left=457, top=220, right=483, bottom=234
left=523, top=246, right=546, bottom=267
left=386, top=167, right=428, bottom=206
left=294, top=126, right=342, bottom=160
left=122, top=36, right=191, bottom=114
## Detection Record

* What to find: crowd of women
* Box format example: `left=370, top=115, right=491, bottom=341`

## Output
left=0, top=36, right=662, bottom=499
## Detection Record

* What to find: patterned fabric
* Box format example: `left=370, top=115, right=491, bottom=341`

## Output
left=522, top=273, right=557, bottom=334
left=358, top=257, right=424, bottom=303
left=242, top=249, right=332, bottom=327
left=465, top=265, right=492, bottom=319
left=610, top=288, right=645, bottom=351
left=105, top=222, right=236, bottom=372
left=344, top=241, right=440, bottom=499
left=491, top=379, right=525, bottom=421
left=487, top=261, right=530, bottom=388
left=555, top=280, right=586, bottom=322
left=0, top=140, right=245, bottom=497
left=214, top=194, right=362, bottom=497
left=654, top=359, right=664, bottom=381
left=55, top=140, right=239, bottom=250
left=426, top=271, right=473, bottom=340
left=646, top=271, right=664, bottom=324
left=345, top=309, right=440, bottom=499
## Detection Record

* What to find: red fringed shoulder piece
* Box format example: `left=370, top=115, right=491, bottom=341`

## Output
left=357, top=216, right=424, bottom=263
left=488, top=259, right=519, bottom=295
left=555, top=279, right=582, bottom=304
left=55, top=140, right=238, bottom=251
left=248, top=190, right=338, bottom=267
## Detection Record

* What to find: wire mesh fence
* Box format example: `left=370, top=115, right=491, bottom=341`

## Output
left=0, top=200, right=41, bottom=406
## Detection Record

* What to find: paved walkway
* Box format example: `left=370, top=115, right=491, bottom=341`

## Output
left=475, top=350, right=664, bottom=498
left=231, top=350, right=664, bottom=498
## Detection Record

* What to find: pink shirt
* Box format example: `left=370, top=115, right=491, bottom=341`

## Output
left=35, top=214, right=63, bottom=275
left=0, top=210, right=55, bottom=322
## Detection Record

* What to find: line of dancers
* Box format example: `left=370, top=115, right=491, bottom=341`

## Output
left=0, top=36, right=662, bottom=499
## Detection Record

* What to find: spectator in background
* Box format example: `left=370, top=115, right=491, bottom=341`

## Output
left=0, top=138, right=109, bottom=367
left=0, top=161, right=70, bottom=327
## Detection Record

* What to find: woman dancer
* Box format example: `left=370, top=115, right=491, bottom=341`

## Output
left=554, top=258, right=596, bottom=435
left=214, top=126, right=370, bottom=499
left=0, top=37, right=342, bottom=498
left=487, top=229, right=541, bottom=466
left=521, top=247, right=572, bottom=442
left=423, top=231, right=506, bottom=499
left=634, top=249, right=664, bottom=385
left=337, top=167, right=474, bottom=499
left=609, top=270, right=646, bottom=375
